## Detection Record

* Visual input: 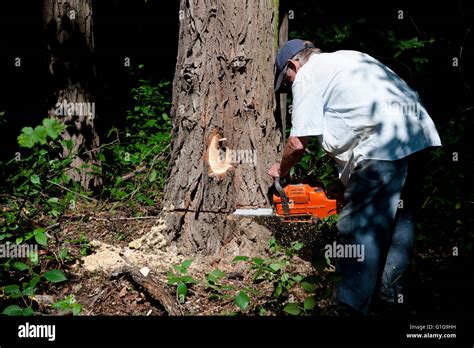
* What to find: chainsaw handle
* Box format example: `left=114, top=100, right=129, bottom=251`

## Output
left=274, top=176, right=284, bottom=195
left=274, top=176, right=290, bottom=216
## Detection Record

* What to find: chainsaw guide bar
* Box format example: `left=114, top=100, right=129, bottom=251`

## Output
left=233, top=177, right=337, bottom=223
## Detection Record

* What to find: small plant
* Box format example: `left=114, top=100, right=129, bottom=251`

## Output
left=99, top=75, right=172, bottom=207
left=234, top=290, right=251, bottom=312
left=51, top=295, right=82, bottom=315
left=232, top=238, right=307, bottom=313
left=167, top=259, right=197, bottom=303
left=0, top=118, right=75, bottom=316
left=74, top=234, right=91, bottom=256
left=204, top=268, right=234, bottom=300
left=1, top=253, right=68, bottom=316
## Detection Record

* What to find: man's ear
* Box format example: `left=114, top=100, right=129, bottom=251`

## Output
left=287, top=59, right=301, bottom=72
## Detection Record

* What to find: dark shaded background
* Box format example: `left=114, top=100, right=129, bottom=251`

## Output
left=0, top=0, right=179, bottom=159
left=0, top=0, right=472, bottom=156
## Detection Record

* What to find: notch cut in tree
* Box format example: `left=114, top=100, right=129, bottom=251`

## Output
left=206, top=131, right=233, bottom=178
left=137, top=0, right=283, bottom=256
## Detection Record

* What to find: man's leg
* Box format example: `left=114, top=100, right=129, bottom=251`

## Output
left=378, top=208, right=415, bottom=303
left=334, top=158, right=408, bottom=315
left=379, top=151, right=427, bottom=303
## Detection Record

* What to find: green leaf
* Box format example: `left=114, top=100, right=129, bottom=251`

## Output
left=292, top=242, right=304, bottom=251
left=180, top=275, right=197, bottom=284
left=167, top=274, right=179, bottom=285
left=18, top=127, right=35, bottom=148
left=30, top=175, right=41, bottom=185
left=43, top=269, right=67, bottom=283
left=270, top=260, right=287, bottom=272
left=2, top=305, right=22, bottom=316
left=303, top=296, right=316, bottom=310
left=252, top=257, right=264, bottom=265
left=273, top=282, right=283, bottom=299
left=268, top=236, right=279, bottom=253
left=59, top=248, right=68, bottom=260
left=0, top=233, right=12, bottom=241
left=28, top=252, right=39, bottom=265
left=4, top=285, right=21, bottom=298
left=42, top=118, right=64, bottom=139
left=24, top=231, right=34, bottom=241
left=283, top=302, right=301, bottom=315
left=292, top=274, right=304, bottom=283
left=34, top=126, right=48, bottom=145
left=269, top=263, right=281, bottom=271
left=301, top=281, right=317, bottom=293
left=22, top=307, right=35, bottom=316
left=181, top=259, right=193, bottom=269
left=148, top=169, right=157, bottom=182
left=176, top=282, right=187, bottom=303
left=34, top=228, right=48, bottom=246
left=210, top=269, right=226, bottom=279
left=232, top=256, right=249, bottom=263
left=13, top=262, right=30, bottom=271
left=47, top=197, right=60, bottom=204
left=235, top=291, right=250, bottom=311
left=22, top=286, right=35, bottom=297
left=63, top=139, right=74, bottom=151
left=72, top=303, right=82, bottom=315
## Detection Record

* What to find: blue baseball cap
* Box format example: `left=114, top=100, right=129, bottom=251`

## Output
left=275, top=39, right=313, bottom=93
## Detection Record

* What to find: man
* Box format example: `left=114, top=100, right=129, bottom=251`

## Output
left=268, top=39, right=441, bottom=315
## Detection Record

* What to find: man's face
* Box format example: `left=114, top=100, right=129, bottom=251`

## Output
left=281, top=59, right=301, bottom=90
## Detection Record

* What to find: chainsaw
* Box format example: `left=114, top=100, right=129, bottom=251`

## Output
left=233, top=177, right=337, bottom=223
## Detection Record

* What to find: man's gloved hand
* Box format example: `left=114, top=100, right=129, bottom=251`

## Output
left=267, top=163, right=282, bottom=180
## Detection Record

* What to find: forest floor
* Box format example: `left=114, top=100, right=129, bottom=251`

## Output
left=37, top=201, right=466, bottom=317
left=40, top=201, right=339, bottom=316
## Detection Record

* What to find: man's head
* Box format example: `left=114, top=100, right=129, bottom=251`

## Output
left=274, top=39, right=320, bottom=93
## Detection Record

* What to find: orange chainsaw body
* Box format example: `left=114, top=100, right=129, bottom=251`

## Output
left=272, top=184, right=337, bottom=222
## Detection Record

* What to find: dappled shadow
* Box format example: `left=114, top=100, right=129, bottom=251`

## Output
left=338, top=52, right=440, bottom=162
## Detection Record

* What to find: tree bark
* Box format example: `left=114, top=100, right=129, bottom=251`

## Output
left=43, top=0, right=101, bottom=189
left=159, top=0, right=282, bottom=254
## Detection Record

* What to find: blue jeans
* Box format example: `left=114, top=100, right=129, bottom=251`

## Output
left=334, top=153, right=424, bottom=315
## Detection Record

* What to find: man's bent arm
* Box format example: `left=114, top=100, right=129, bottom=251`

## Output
left=280, top=136, right=308, bottom=176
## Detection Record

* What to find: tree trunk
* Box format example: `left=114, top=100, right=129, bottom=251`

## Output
left=157, top=0, right=282, bottom=254
left=43, top=0, right=101, bottom=189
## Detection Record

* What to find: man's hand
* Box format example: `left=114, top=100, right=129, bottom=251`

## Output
left=268, top=136, right=308, bottom=181
left=268, top=163, right=281, bottom=180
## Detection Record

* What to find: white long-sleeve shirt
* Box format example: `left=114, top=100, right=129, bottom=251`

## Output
left=290, top=50, right=442, bottom=185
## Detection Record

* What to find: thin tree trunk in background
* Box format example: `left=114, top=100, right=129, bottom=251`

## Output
left=43, top=0, right=101, bottom=189
left=159, top=0, right=282, bottom=254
